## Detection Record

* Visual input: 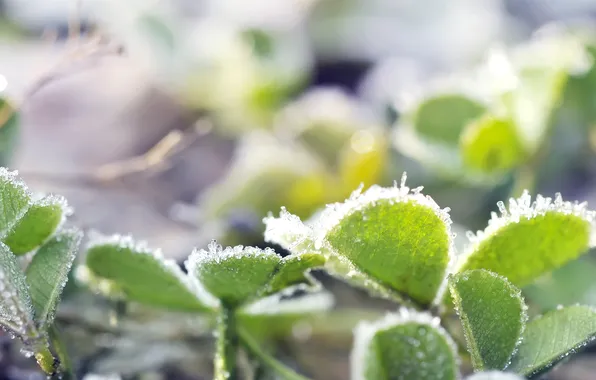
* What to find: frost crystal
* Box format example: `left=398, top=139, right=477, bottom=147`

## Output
left=457, top=190, right=596, bottom=270
left=88, top=233, right=219, bottom=308
left=351, top=308, right=459, bottom=380
left=467, top=371, right=524, bottom=380
left=186, top=240, right=280, bottom=268
left=263, top=207, right=314, bottom=253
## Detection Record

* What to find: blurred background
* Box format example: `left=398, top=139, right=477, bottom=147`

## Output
left=3, top=0, right=596, bottom=379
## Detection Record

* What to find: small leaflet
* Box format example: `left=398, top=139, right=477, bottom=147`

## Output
left=86, top=233, right=218, bottom=312
left=351, top=309, right=460, bottom=380
left=0, top=168, right=32, bottom=239
left=314, top=173, right=454, bottom=306
left=449, top=270, right=528, bottom=371
left=457, top=191, right=596, bottom=288
left=186, top=241, right=281, bottom=307
left=5, top=195, right=72, bottom=255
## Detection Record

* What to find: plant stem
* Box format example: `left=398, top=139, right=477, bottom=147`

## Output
left=215, top=307, right=238, bottom=380
left=49, top=324, right=74, bottom=379
left=238, top=328, right=312, bottom=380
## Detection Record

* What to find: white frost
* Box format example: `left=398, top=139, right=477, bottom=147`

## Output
left=263, top=207, right=314, bottom=253
left=457, top=190, right=596, bottom=271
left=351, top=308, right=460, bottom=380
left=185, top=240, right=280, bottom=268
left=466, top=371, right=524, bottom=380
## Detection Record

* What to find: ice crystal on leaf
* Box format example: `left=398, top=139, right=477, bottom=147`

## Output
left=456, top=190, right=596, bottom=287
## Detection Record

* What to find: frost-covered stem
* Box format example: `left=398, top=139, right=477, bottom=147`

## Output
left=239, top=328, right=312, bottom=380
left=215, top=307, right=238, bottom=380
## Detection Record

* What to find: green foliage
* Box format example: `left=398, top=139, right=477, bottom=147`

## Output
left=449, top=270, right=527, bottom=371
left=352, top=310, right=459, bottom=380
left=508, top=305, right=596, bottom=377
left=266, top=174, right=453, bottom=307
left=85, top=236, right=217, bottom=312
left=414, top=94, right=487, bottom=145
left=0, top=169, right=81, bottom=375
left=460, top=116, right=526, bottom=175
left=457, top=191, right=594, bottom=288
left=5, top=196, right=69, bottom=255
left=25, top=229, right=82, bottom=328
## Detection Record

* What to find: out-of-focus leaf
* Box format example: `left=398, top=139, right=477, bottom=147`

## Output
left=85, top=235, right=216, bottom=312
left=449, top=270, right=527, bottom=371
left=0, top=98, right=19, bottom=166
left=25, top=229, right=82, bottom=328
left=338, top=129, right=388, bottom=196
left=457, top=191, right=595, bottom=288
left=414, top=94, right=486, bottom=145
left=352, top=310, right=459, bottom=380
left=5, top=196, right=69, bottom=255
left=318, top=175, right=453, bottom=306
left=524, top=254, right=596, bottom=311
left=460, top=115, right=526, bottom=175
left=508, top=305, right=596, bottom=377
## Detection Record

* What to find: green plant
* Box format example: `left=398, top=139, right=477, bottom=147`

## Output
left=0, top=162, right=595, bottom=378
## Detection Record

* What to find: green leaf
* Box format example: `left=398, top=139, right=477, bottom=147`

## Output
left=508, top=305, right=596, bottom=377
left=264, top=253, right=325, bottom=295
left=85, top=235, right=216, bottom=312
left=25, top=229, right=82, bottom=328
left=457, top=191, right=595, bottom=288
left=466, top=371, right=524, bottom=380
left=317, top=174, right=453, bottom=306
left=352, top=309, right=459, bottom=380
left=460, top=115, right=526, bottom=175
left=0, top=242, right=36, bottom=337
left=524, top=254, right=596, bottom=311
left=187, top=242, right=281, bottom=307
left=414, top=94, right=486, bottom=145
left=0, top=168, right=31, bottom=237
left=0, top=98, right=19, bottom=166
left=5, top=196, right=69, bottom=255
left=449, top=270, right=527, bottom=371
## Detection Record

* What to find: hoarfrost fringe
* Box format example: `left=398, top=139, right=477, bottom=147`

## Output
left=456, top=190, right=596, bottom=271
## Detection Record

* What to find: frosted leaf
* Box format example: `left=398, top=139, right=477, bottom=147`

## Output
left=315, top=173, right=455, bottom=306
left=263, top=207, right=314, bottom=253
left=456, top=191, right=596, bottom=288
left=508, top=305, right=596, bottom=376
left=25, top=229, right=82, bottom=328
left=466, top=371, right=524, bottom=380
left=86, top=233, right=218, bottom=312
left=186, top=241, right=281, bottom=307
left=0, top=242, right=37, bottom=339
left=449, top=270, right=528, bottom=371
left=4, top=195, right=72, bottom=256
left=351, top=308, right=460, bottom=380
left=0, top=168, right=32, bottom=239
left=241, top=288, right=334, bottom=316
